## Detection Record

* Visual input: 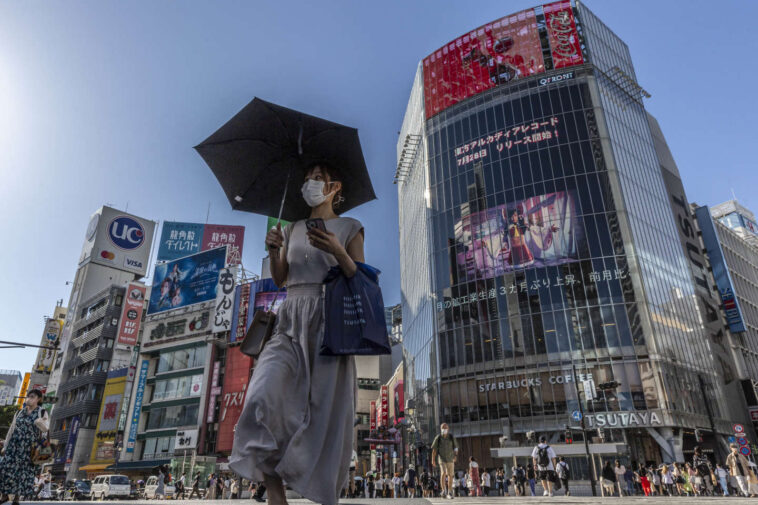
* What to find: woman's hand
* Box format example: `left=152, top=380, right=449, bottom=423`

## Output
left=307, top=228, right=344, bottom=256
left=265, top=224, right=284, bottom=250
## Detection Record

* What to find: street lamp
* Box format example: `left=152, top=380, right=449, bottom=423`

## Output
left=571, top=361, right=597, bottom=497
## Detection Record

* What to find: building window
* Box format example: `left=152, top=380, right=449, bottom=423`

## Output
left=146, top=404, right=199, bottom=430
left=114, top=295, right=123, bottom=307
left=157, top=346, right=207, bottom=373
left=152, top=374, right=203, bottom=402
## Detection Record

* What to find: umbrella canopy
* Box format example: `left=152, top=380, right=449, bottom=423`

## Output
left=195, top=97, right=376, bottom=222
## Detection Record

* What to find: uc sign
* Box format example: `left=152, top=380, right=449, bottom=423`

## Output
left=109, top=216, right=145, bottom=250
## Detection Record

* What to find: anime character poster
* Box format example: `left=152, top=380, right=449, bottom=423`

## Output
left=455, top=191, right=582, bottom=278
left=147, top=247, right=227, bottom=314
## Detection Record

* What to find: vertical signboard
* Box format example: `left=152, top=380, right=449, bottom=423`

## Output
left=216, top=347, right=253, bottom=452
left=380, top=385, right=389, bottom=427
left=126, top=360, right=149, bottom=453
left=543, top=0, right=585, bottom=69
left=369, top=400, right=377, bottom=450
left=34, top=319, right=63, bottom=373
left=695, top=206, right=747, bottom=333
left=393, top=380, right=405, bottom=426
left=64, top=416, right=81, bottom=465
left=16, top=373, right=30, bottom=408
left=207, top=361, right=221, bottom=423
left=90, top=368, right=128, bottom=463
left=116, top=283, right=146, bottom=347
left=231, top=283, right=252, bottom=342
left=212, top=267, right=237, bottom=334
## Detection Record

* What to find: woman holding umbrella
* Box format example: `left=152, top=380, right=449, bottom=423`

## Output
left=230, top=161, right=364, bottom=505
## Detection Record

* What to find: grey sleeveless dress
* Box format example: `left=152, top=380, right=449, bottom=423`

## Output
left=230, top=217, right=363, bottom=505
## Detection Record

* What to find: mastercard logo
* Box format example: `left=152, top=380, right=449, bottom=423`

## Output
left=100, top=250, right=115, bottom=260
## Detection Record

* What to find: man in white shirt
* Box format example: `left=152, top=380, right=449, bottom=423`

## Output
left=349, top=450, right=357, bottom=498
left=613, top=461, right=626, bottom=497
left=531, top=436, right=557, bottom=497
left=375, top=472, right=384, bottom=498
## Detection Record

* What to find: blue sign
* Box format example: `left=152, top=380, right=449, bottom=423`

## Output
left=738, top=437, right=748, bottom=446
left=740, top=446, right=751, bottom=456
left=62, top=415, right=80, bottom=464
left=571, top=410, right=583, bottom=422
left=126, top=360, right=149, bottom=453
left=694, top=206, right=746, bottom=333
left=108, top=215, right=145, bottom=250
left=157, top=221, right=205, bottom=261
left=728, top=436, right=737, bottom=444
left=147, top=247, right=226, bottom=314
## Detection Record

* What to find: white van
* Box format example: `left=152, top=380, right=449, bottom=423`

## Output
left=90, top=474, right=131, bottom=500
left=144, top=475, right=175, bottom=499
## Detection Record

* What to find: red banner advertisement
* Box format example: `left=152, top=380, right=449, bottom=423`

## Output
left=116, top=283, right=146, bottom=346
left=202, top=224, right=245, bottom=266
left=216, top=346, right=252, bottom=452
left=369, top=400, right=377, bottom=450
left=393, top=380, right=404, bottom=425
left=381, top=385, right=389, bottom=427
left=544, top=1, right=584, bottom=69
left=423, top=7, right=544, bottom=119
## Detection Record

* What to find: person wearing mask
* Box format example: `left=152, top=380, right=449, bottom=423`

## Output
left=613, top=460, right=626, bottom=496
left=692, top=446, right=713, bottom=496
left=727, top=443, right=752, bottom=496
left=431, top=424, right=458, bottom=499
left=715, top=463, right=730, bottom=497
left=0, top=389, right=49, bottom=505
left=531, top=436, right=557, bottom=497
left=556, top=457, right=571, bottom=496
left=231, top=162, right=365, bottom=505
left=601, top=461, right=617, bottom=496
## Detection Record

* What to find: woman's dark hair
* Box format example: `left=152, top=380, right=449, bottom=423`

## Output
left=27, top=388, right=44, bottom=400
left=306, top=160, right=344, bottom=210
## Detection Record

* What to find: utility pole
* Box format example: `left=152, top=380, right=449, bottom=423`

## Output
left=571, top=360, right=597, bottom=496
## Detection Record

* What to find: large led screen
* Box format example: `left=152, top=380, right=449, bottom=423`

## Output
left=423, top=1, right=584, bottom=119
left=455, top=191, right=581, bottom=279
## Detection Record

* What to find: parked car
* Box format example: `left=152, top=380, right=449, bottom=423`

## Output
left=143, top=475, right=175, bottom=499
left=62, top=479, right=91, bottom=500
left=90, top=475, right=131, bottom=500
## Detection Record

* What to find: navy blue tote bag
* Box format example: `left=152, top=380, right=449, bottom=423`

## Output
left=320, top=262, right=391, bottom=356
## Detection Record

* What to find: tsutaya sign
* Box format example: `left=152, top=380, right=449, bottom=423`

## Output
left=478, top=372, right=593, bottom=392
left=585, top=410, right=664, bottom=428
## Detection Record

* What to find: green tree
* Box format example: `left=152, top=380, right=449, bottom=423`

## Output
left=0, top=404, right=17, bottom=439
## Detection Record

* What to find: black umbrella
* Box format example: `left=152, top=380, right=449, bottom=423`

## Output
left=194, top=97, right=376, bottom=222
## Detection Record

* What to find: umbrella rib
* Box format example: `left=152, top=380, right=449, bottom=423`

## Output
left=196, top=137, right=284, bottom=149
left=260, top=102, right=296, bottom=146
left=233, top=153, right=294, bottom=207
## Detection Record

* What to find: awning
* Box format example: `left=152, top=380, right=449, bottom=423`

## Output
left=79, top=463, right=111, bottom=472
left=106, top=459, right=171, bottom=471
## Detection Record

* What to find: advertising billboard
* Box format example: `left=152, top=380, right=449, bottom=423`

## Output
left=212, top=267, right=237, bottom=334
left=544, top=0, right=585, bottom=69
left=157, top=222, right=205, bottom=261
left=147, top=247, right=227, bottom=315
left=695, top=206, right=747, bottom=333
left=422, top=1, right=585, bottom=118
left=63, top=416, right=81, bottom=464
left=90, top=368, right=128, bottom=463
left=157, top=222, right=245, bottom=265
left=17, top=372, right=30, bottom=408
left=380, top=385, right=389, bottom=427
left=216, top=346, right=253, bottom=452
left=393, top=379, right=404, bottom=426
left=116, top=283, right=146, bottom=347
left=229, top=278, right=284, bottom=342
left=126, top=360, right=149, bottom=453
left=34, top=318, right=63, bottom=373
left=79, top=206, right=156, bottom=277
left=455, top=191, right=582, bottom=279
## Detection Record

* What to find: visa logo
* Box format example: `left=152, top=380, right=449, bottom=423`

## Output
left=124, top=258, right=143, bottom=269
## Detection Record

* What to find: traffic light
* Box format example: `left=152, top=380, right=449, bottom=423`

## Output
left=564, top=425, right=573, bottom=444
left=695, top=429, right=703, bottom=443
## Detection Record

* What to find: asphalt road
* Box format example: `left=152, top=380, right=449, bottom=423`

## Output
left=15, top=498, right=758, bottom=504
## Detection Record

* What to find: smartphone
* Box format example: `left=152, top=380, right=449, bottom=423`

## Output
left=305, top=218, right=327, bottom=233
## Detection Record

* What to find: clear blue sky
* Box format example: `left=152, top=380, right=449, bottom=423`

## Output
left=1, top=0, right=756, bottom=372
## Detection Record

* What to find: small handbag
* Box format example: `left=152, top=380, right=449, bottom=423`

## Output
left=240, top=286, right=284, bottom=358
left=31, top=408, right=54, bottom=465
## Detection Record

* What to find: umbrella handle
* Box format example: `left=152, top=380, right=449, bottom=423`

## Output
left=277, top=168, right=291, bottom=223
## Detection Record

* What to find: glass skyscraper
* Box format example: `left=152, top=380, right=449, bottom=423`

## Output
left=397, top=1, right=738, bottom=471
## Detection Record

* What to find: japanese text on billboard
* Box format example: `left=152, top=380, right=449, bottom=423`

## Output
left=148, top=247, right=227, bottom=314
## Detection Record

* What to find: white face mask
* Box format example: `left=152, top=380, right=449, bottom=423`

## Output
left=442, top=429, right=449, bottom=435
left=301, top=179, right=334, bottom=208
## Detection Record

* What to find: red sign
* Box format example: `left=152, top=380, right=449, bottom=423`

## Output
left=381, top=385, right=389, bottom=427
left=369, top=401, right=377, bottom=450
left=749, top=407, right=758, bottom=422
left=202, top=224, right=245, bottom=266
left=233, top=283, right=252, bottom=342
left=734, top=423, right=745, bottom=434
left=393, top=380, right=404, bottom=425
left=544, top=1, right=584, bottom=69
left=423, top=7, right=544, bottom=119
left=116, top=283, right=146, bottom=346
left=216, top=346, right=253, bottom=452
